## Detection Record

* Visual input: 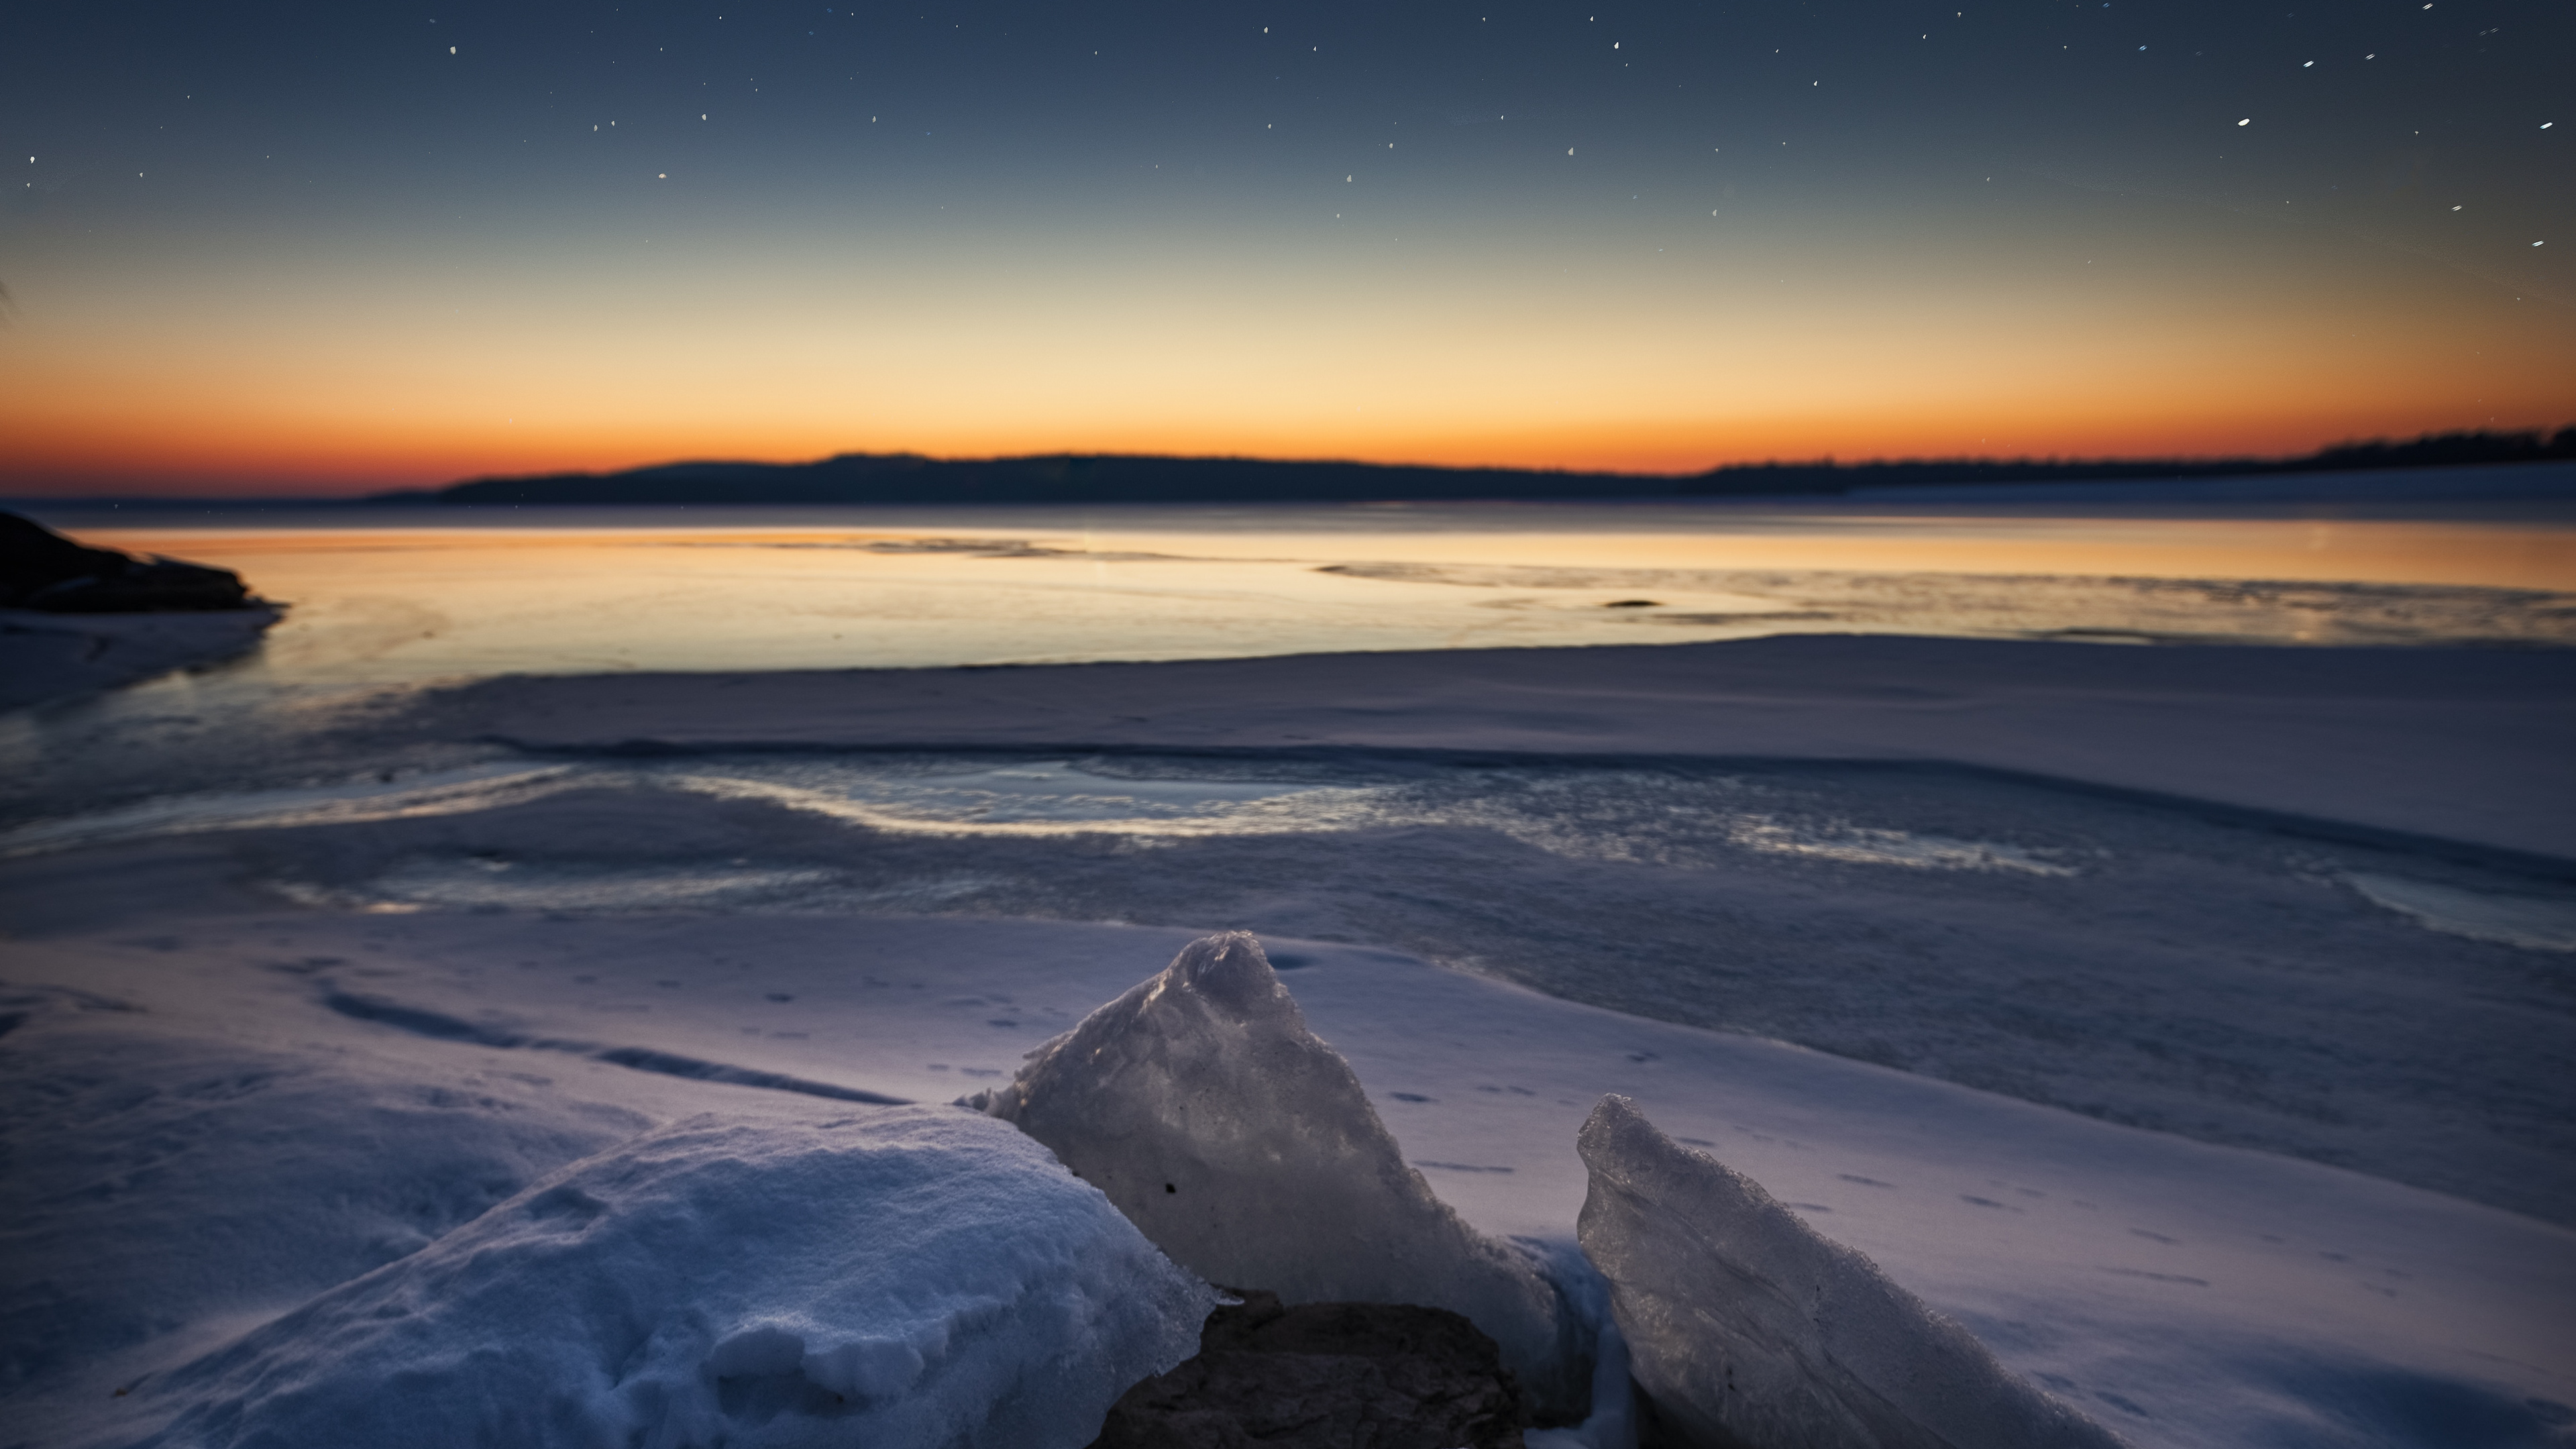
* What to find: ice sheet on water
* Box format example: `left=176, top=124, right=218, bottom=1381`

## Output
left=111, top=1108, right=1213, bottom=1449
left=0, top=760, right=576, bottom=857
left=2344, top=871, right=2576, bottom=953
left=1314, top=561, right=2576, bottom=648
left=1, top=605, right=283, bottom=712
left=2, top=751, right=2080, bottom=877
left=1576, top=1095, right=2123, bottom=1449
left=290, top=855, right=839, bottom=913
left=661, top=758, right=1389, bottom=839
left=979, top=931, right=1589, bottom=1419
left=1721, top=816, right=2079, bottom=874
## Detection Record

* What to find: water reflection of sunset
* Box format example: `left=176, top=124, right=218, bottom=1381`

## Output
left=90, top=513, right=2576, bottom=591
left=54, top=508, right=2570, bottom=682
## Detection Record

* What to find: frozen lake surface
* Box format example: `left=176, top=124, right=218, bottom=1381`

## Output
left=7, top=739, right=2571, bottom=1227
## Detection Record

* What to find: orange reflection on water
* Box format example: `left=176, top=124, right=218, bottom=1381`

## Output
left=94, top=513, right=2574, bottom=590
left=66, top=508, right=2573, bottom=680
left=1301, top=518, right=2576, bottom=592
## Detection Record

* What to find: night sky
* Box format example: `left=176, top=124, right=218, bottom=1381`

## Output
left=4, top=0, right=2568, bottom=495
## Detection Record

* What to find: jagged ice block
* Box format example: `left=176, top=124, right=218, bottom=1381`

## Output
left=1576, top=1094, right=2125, bottom=1449
left=981, top=931, right=1589, bottom=1419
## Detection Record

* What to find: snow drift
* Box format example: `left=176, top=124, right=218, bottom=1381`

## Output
left=979, top=931, right=1588, bottom=1419
left=1576, top=1094, right=2123, bottom=1449
left=111, top=1107, right=1214, bottom=1449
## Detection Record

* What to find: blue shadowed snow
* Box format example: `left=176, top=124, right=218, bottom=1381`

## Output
left=97, top=1108, right=1212, bottom=1449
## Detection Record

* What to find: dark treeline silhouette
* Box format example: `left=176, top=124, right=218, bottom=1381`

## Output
left=11, top=428, right=2571, bottom=513
left=396, top=425, right=2576, bottom=507
left=2302, top=428, right=2576, bottom=473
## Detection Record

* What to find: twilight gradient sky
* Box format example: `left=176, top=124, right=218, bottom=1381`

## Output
left=3, top=0, right=2569, bottom=496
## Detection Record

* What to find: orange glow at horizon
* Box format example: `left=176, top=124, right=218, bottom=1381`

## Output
left=9, top=388, right=2569, bottom=498
left=7, top=205, right=2572, bottom=496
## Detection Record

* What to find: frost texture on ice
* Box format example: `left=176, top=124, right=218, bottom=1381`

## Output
left=981, top=931, right=1586, bottom=1418
left=1576, top=1095, right=2124, bottom=1449
left=116, top=1107, right=1214, bottom=1449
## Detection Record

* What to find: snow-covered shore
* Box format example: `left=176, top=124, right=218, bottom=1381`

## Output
left=5, top=635, right=2572, bottom=1446
left=5, top=912, right=2569, bottom=1447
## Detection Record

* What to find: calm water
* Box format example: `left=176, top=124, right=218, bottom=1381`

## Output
left=25, top=492, right=2576, bottom=686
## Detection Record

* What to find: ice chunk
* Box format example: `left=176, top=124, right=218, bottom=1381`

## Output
left=1576, top=1095, right=2123, bottom=1449
left=981, top=931, right=1585, bottom=1417
left=117, top=1106, right=1214, bottom=1449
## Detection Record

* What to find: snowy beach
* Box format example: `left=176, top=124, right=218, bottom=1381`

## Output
left=4, top=500, right=2574, bottom=1447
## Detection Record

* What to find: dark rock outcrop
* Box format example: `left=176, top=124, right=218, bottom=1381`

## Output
left=1, top=511, right=258, bottom=612
left=1091, top=1289, right=1528, bottom=1449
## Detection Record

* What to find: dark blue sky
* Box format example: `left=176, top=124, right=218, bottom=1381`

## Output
left=5, top=1, right=2568, bottom=492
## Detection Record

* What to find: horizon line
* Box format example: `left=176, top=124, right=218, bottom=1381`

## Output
left=9, top=425, right=2573, bottom=505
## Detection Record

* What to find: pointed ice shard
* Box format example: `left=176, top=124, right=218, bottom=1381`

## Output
left=983, top=931, right=1587, bottom=1418
left=1576, top=1095, right=2125, bottom=1449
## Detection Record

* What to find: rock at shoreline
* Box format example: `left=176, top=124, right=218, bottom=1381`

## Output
left=1, top=509, right=260, bottom=612
left=1091, top=1289, right=1529, bottom=1449
left=2, top=512, right=282, bottom=709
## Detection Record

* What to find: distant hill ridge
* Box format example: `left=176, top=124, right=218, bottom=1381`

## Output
left=399, top=426, right=2576, bottom=506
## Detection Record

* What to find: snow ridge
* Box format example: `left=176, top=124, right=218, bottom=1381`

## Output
left=318, top=987, right=914, bottom=1104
